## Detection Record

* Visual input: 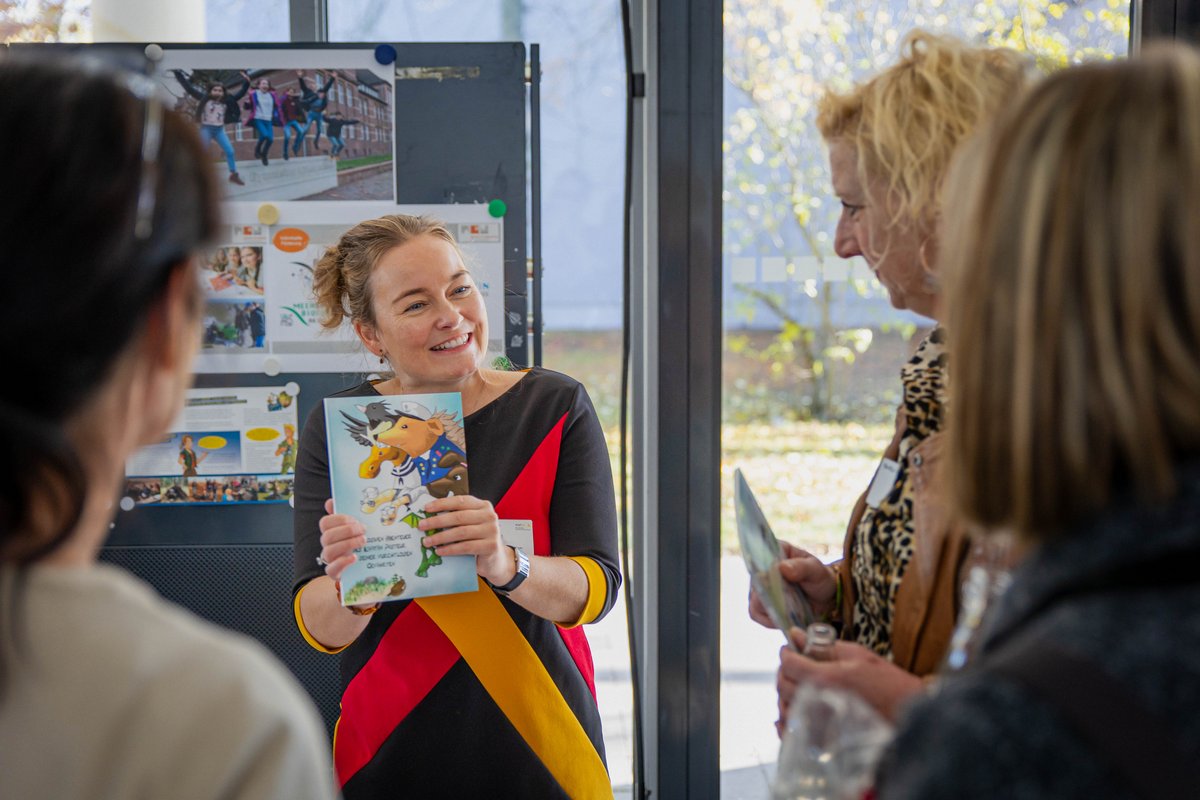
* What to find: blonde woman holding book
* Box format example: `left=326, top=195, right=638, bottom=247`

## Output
left=292, top=214, right=621, bottom=798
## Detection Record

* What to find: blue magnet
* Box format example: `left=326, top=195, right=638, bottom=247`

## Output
left=375, top=45, right=398, bottom=66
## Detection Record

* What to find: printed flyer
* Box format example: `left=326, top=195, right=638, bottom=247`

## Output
left=124, top=385, right=300, bottom=507
left=324, top=392, right=478, bottom=606
left=191, top=204, right=505, bottom=374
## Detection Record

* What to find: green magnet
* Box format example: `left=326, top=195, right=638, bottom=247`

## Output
left=487, top=199, right=507, bottom=218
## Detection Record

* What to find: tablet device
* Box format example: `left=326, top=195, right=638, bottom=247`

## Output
left=734, top=468, right=817, bottom=641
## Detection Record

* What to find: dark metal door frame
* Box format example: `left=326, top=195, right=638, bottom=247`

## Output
left=1137, top=0, right=1200, bottom=44
left=629, top=0, right=723, bottom=796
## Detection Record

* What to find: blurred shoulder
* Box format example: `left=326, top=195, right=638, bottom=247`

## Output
left=878, top=674, right=1121, bottom=799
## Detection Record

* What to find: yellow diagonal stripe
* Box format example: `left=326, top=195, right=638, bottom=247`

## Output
left=417, top=582, right=611, bottom=798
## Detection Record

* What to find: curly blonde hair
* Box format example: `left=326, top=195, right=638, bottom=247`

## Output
left=312, top=214, right=464, bottom=330
left=816, top=30, right=1029, bottom=233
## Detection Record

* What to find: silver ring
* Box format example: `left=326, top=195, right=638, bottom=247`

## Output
left=315, top=555, right=328, bottom=568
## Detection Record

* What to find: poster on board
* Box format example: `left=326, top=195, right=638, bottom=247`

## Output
left=123, top=385, right=300, bottom=507
left=152, top=48, right=511, bottom=374
left=192, top=203, right=505, bottom=374
left=157, top=49, right=395, bottom=203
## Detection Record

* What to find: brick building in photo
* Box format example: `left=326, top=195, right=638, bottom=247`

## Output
left=175, top=67, right=393, bottom=164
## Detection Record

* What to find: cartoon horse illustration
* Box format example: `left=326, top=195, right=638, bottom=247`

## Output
left=345, top=402, right=469, bottom=578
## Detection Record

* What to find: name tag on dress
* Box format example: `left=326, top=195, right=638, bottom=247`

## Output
left=865, top=458, right=901, bottom=509
left=499, top=519, right=535, bottom=552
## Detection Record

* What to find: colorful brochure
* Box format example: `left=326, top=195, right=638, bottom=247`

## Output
left=124, top=385, right=299, bottom=507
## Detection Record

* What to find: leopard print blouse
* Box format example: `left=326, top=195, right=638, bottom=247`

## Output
left=849, top=327, right=947, bottom=659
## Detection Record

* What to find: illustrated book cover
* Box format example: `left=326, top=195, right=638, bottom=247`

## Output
left=324, top=393, right=478, bottom=606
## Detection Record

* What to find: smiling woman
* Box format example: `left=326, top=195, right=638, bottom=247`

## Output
left=291, top=214, right=622, bottom=798
left=350, top=234, right=491, bottom=398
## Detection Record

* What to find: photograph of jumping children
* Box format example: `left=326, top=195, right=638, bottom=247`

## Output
left=162, top=62, right=395, bottom=202
left=170, top=68, right=248, bottom=186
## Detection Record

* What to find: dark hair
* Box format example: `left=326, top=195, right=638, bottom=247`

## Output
left=0, top=58, right=219, bottom=562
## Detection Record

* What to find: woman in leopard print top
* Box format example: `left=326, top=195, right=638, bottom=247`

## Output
left=748, top=31, right=1031, bottom=726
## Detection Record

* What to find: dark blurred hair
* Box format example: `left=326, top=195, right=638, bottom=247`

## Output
left=0, top=58, right=219, bottom=562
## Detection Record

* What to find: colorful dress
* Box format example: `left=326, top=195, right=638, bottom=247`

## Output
left=292, top=368, right=621, bottom=798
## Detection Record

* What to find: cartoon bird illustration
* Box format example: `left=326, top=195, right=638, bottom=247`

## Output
left=341, top=401, right=400, bottom=446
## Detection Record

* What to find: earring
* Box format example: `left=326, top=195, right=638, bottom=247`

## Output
left=918, top=239, right=933, bottom=273
left=379, top=352, right=387, bottom=366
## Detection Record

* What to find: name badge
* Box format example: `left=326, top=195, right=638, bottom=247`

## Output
left=499, top=519, right=535, bottom=553
left=865, top=458, right=901, bottom=509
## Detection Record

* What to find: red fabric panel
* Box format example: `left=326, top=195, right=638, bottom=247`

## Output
left=557, top=626, right=598, bottom=699
left=493, top=412, right=597, bottom=699
left=334, top=604, right=460, bottom=786
left=495, top=413, right=566, bottom=557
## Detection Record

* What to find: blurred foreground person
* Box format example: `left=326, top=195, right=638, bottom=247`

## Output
left=0, top=59, right=336, bottom=799
left=877, top=46, right=1200, bottom=799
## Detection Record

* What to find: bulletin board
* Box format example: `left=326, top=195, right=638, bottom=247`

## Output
left=59, top=42, right=534, bottom=547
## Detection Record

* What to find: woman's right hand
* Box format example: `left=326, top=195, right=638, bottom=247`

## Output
left=748, top=540, right=838, bottom=628
left=317, top=498, right=367, bottom=582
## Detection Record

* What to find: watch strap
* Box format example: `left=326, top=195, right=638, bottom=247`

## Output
left=491, top=546, right=529, bottom=595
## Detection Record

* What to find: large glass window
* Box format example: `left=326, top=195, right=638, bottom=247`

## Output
left=0, top=0, right=90, bottom=41
left=205, top=0, right=289, bottom=42
left=720, top=1, right=1128, bottom=794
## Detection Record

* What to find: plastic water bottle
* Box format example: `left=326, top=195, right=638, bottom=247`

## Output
left=942, top=535, right=1014, bottom=672
left=803, top=622, right=838, bottom=661
left=772, top=625, right=893, bottom=800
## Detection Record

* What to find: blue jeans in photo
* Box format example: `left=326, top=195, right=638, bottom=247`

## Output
left=293, top=110, right=325, bottom=153
left=329, top=136, right=346, bottom=156
left=282, top=121, right=305, bottom=157
left=199, top=124, right=237, bottom=173
left=252, top=118, right=274, bottom=144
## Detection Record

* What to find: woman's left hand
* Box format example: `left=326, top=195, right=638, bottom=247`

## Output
left=417, top=495, right=513, bottom=585
left=776, top=627, right=924, bottom=732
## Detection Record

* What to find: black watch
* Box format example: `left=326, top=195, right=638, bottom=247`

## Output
left=490, top=546, right=529, bottom=596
